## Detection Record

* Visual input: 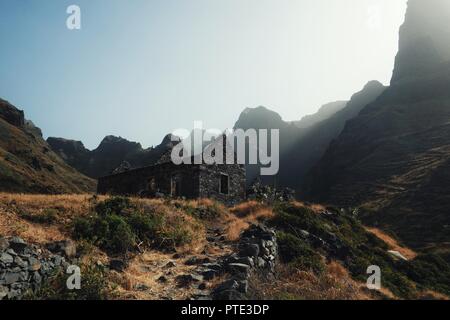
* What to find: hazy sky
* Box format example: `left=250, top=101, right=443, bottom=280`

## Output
left=0, top=0, right=407, bottom=149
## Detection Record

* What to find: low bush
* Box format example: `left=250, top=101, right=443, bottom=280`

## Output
left=73, top=197, right=200, bottom=254
left=277, top=232, right=325, bottom=274
left=25, top=264, right=110, bottom=300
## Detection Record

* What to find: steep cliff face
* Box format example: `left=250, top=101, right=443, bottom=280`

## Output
left=391, top=0, right=450, bottom=83
left=305, top=0, right=450, bottom=250
left=0, top=99, right=95, bottom=193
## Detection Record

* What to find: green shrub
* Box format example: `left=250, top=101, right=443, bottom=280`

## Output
left=127, top=211, right=163, bottom=243
left=399, top=254, right=450, bottom=295
left=73, top=214, right=135, bottom=254
left=25, top=264, right=109, bottom=300
left=277, top=231, right=325, bottom=274
left=95, top=196, right=133, bottom=216
left=73, top=197, right=198, bottom=254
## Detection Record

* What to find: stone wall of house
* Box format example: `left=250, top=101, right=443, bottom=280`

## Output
left=98, top=162, right=246, bottom=205
left=97, top=163, right=200, bottom=199
left=198, top=163, right=246, bottom=205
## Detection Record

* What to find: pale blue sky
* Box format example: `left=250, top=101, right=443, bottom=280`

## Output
left=0, top=0, right=407, bottom=149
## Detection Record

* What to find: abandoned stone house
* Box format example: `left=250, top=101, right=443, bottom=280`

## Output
left=97, top=138, right=246, bottom=205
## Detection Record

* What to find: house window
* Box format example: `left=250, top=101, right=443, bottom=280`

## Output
left=171, top=176, right=181, bottom=197
left=148, top=177, right=156, bottom=192
left=220, top=174, right=229, bottom=194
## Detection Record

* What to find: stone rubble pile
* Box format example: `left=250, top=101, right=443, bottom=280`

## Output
left=0, top=237, right=73, bottom=300
left=183, top=224, right=278, bottom=300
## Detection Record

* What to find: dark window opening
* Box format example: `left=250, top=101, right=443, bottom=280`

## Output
left=220, top=174, right=229, bottom=194
left=148, top=177, right=156, bottom=192
left=171, top=176, right=181, bottom=196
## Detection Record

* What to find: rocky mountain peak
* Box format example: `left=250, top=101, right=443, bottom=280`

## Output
left=235, top=106, right=286, bottom=130
left=392, top=0, right=450, bottom=83
left=0, top=99, right=25, bottom=127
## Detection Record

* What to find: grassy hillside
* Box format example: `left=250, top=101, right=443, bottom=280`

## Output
left=1, top=193, right=448, bottom=300
left=0, top=100, right=95, bottom=193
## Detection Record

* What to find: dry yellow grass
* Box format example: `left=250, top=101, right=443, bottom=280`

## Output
left=365, top=227, right=417, bottom=260
left=225, top=201, right=274, bottom=241
left=249, top=260, right=374, bottom=300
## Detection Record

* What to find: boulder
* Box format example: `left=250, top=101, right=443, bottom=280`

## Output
left=8, top=237, right=27, bottom=253
left=0, top=100, right=25, bottom=127
left=0, top=238, right=9, bottom=251
left=176, top=274, right=203, bottom=287
left=109, top=259, right=128, bottom=272
left=239, top=242, right=260, bottom=257
left=46, top=240, right=77, bottom=258
left=227, top=263, right=251, bottom=275
left=0, top=253, right=14, bottom=265
left=0, top=285, right=9, bottom=300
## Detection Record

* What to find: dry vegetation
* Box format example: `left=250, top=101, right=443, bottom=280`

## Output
left=365, top=227, right=418, bottom=260
left=249, top=261, right=374, bottom=300
left=2, top=193, right=446, bottom=300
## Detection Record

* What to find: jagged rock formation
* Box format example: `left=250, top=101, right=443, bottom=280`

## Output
left=0, top=99, right=25, bottom=127
left=0, top=99, right=95, bottom=193
left=304, top=0, right=450, bottom=250
left=47, top=134, right=179, bottom=178
left=392, top=0, right=450, bottom=83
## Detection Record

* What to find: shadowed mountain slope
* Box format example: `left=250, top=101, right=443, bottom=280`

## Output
left=304, top=0, right=450, bottom=250
left=0, top=99, right=95, bottom=193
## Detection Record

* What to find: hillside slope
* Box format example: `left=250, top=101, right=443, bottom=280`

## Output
left=0, top=99, right=95, bottom=193
left=1, top=194, right=448, bottom=300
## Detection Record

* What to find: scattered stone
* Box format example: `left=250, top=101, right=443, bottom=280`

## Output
left=27, top=257, right=41, bottom=271
left=201, top=263, right=222, bottom=272
left=164, top=261, right=176, bottom=268
left=214, top=279, right=239, bottom=292
left=8, top=237, right=27, bottom=253
left=109, top=259, right=127, bottom=272
left=388, top=250, right=408, bottom=261
left=0, top=238, right=9, bottom=251
left=46, top=240, right=77, bottom=258
left=185, top=256, right=211, bottom=266
left=237, top=280, right=248, bottom=294
left=201, top=269, right=217, bottom=280
left=135, top=283, right=149, bottom=291
left=240, top=243, right=260, bottom=257
left=176, top=274, right=203, bottom=287
left=236, top=257, right=254, bottom=267
left=227, top=263, right=250, bottom=275
left=0, top=285, right=9, bottom=300
left=4, top=272, right=20, bottom=285
left=0, top=253, right=14, bottom=265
